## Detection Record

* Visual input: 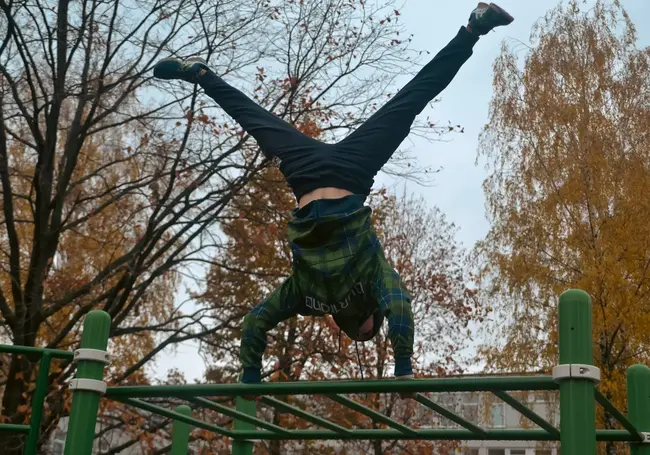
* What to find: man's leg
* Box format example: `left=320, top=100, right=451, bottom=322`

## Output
left=336, top=3, right=513, bottom=177
left=153, top=59, right=326, bottom=161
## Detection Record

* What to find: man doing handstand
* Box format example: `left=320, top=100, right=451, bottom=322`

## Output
left=153, top=3, right=514, bottom=388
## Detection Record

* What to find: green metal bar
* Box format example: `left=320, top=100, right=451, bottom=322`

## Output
left=260, top=396, right=353, bottom=435
left=170, top=405, right=192, bottom=455
left=64, top=310, right=111, bottom=455
left=0, top=344, right=73, bottom=359
left=113, top=397, right=234, bottom=438
left=106, top=375, right=557, bottom=399
left=491, top=391, right=559, bottom=438
left=328, top=394, right=418, bottom=436
left=594, top=389, right=642, bottom=442
left=24, top=352, right=52, bottom=455
left=232, top=397, right=255, bottom=455
left=0, top=424, right=31, bottom=433
left=628, top=364, right=650, bottom=454
left=189, top=397, right=292, bottom=437
left=414, top=394, right=488, bottom=437
left=226, top=428, right=637, bottom=441
left=557, top=289, right=597, bottom=455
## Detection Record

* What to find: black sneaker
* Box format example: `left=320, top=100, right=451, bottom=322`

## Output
left=153, top=57, right=209, bottom=83
left=468, top=2, right=514, bottom=35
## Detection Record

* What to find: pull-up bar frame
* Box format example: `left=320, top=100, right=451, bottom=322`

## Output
left=1, top=289, right=649, bottom=455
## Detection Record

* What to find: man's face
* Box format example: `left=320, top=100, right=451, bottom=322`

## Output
left=356, top=314, right=375, bottom=341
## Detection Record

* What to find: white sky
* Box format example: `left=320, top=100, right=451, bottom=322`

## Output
left=150, top=0, right=650, bottom=383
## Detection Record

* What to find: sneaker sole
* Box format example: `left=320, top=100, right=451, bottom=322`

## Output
left=156, top=56, right=207, bottom=65
left=489, top=3, right=514, bottom=23
left=184, top=57, right=207, bottom=65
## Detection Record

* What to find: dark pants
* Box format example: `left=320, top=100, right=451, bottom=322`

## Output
left=196, top=27, right=479, bottom=201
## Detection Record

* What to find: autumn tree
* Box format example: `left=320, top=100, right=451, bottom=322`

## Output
left=0, top=0, right=456, bottom=452
left=474, top=1, right=650, bottom=453
left=0, top=0, right=271, bottom=450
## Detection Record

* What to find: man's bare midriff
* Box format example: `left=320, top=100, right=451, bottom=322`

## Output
left=298, top=187, right=353, bottom=209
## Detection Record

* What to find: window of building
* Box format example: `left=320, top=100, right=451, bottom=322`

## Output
left=50, top=440, right=65, bottom=455
left=95, top=436, right=111, bottom=452
left=438, top=393, right=460, bottom=428
left=536, top=450, right=552, bottom=455
left=488, top=449, right=506, bottom=455
left=462, top=393, right=479, bottom=424
left=510, top=450, right=526, bottom=455
left=534, top=391, right=548, bottom=402
left=490, top=402, right=506, bottom=427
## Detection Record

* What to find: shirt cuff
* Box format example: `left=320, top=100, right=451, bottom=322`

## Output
left=241, top=367, right=261, bottom=383
left=394, top=357, right=413, bottom=377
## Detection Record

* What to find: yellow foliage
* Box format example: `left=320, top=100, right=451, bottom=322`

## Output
left=475, top=1, right=650, bottom=446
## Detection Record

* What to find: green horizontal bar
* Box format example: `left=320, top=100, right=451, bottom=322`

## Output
left=225, top=428, right=639, bottom=441
left=594, top=389, right=643, bottom=442
left=112, top=398, right=234, bottom=438
left=188, top=397, right=292, bottom=437
left=231, top=428, right=557, bottom=440
left=0, top=424, right=31, bottom=433
left=260, top=397, right=353, bottom=435
left=492, top=391, right=560, bottom=438
left=415, top=394, right=488, bottom=436
left=0, top=344, right=73, bottom=359
left=328, top=394, right=418, bottom=436
left=106, top=376, right=558, bottom=399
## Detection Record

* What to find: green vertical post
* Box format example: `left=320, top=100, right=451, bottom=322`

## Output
left=64, top=310, right=111, bottom=455
left=557, top=289, right=596, bottom=455
left=170, top=405, right=192, bottom=455
left=24, top=353, right=52, bottom=455
left=628, top=364, right=650, bottom=454
left=231, top=397, right=256, bottom=455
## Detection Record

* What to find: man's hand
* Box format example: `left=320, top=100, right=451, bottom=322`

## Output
left=238, top=368, right=261, bottom=402
left=395, top=373, right=417, bottom=399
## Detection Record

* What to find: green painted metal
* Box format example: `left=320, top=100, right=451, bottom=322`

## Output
left=594, top=389, right=642, bottom=442
left=1, top=288, right=649, bottom=454
left=105, top=375, right=558, bottom=399
left=190, top=397, right=292, bottom=437
left=226, top=428, right=638, bottom=441
left=115, top=397, right=234, bottom=438
left=557, top=289, right=597, bottom=455
left=414, top=394, right=487, bottom=437
left=0, top=344, right=74, bottom=359
left=260, top=396, right=353, bottom=435
left=63, top=310, right=111, bottom=455
left=329, top=394, right=418, bottom=436
left=232, top=397, right=255, bottom=455
left=170, top=405, right=192, bottom=455
left=491, top=391, right=559, bottom=438
left=0, top=424, right=30, bottom=433
left=628, top=364, right=650, bottom=454
left=24, top=353, right=52, bottom=455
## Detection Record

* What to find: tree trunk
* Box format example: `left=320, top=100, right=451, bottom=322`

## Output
left=372, top=439, right=383, bottom=455
left=0, top=355, right=34, bottom=455
left=269, top=410, right=283, bottom=455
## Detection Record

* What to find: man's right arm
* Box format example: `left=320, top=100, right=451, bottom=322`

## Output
left=239, top=279, right=300, bottom=383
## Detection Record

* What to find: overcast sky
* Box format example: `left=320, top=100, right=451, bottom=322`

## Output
left=150, top=0, right=650, bottom=383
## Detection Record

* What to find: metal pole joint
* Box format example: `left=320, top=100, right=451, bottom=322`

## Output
left=552, top=364, right=600, bottom=384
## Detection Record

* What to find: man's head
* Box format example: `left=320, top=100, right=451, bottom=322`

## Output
left=352, top=308, right=384, bottom=342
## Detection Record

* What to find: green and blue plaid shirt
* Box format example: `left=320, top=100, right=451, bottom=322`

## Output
left=239, top=195, right=414, bottom=382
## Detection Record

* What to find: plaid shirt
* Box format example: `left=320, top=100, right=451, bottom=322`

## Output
left=239, top=196, right=414, bottom=382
